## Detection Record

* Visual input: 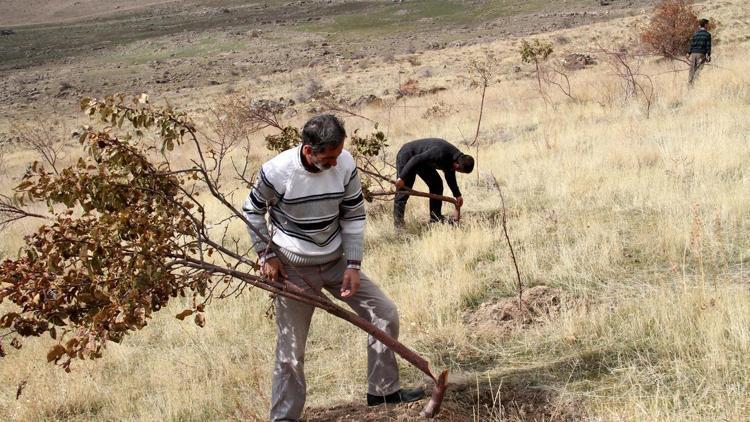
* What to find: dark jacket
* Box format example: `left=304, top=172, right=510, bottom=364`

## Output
left=688, top=28, right=711, bottom=55
left=396, top=138, right=464, bottom=197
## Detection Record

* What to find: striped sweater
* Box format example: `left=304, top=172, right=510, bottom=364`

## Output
left=242, top=145, right=365, bottom=266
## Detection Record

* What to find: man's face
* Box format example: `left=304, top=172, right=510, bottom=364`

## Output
left=303, top=142, right=344, bottom=171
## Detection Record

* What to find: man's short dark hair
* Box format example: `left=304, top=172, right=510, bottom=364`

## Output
left=457, top=155, right=474, bottom=173
left=301, top=114, right=346, bottom=153
left=699, top=18, right=709, bottom=28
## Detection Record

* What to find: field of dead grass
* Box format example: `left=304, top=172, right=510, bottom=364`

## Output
left=1, top=0, right=749, bottom=420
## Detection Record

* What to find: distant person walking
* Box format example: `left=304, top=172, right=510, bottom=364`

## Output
left=393, top=138, right=474, bottom=227
left=687, top=18, right=712, bottom=85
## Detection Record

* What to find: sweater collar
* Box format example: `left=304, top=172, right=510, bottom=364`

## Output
left=297, top=145, right=322, bottom=173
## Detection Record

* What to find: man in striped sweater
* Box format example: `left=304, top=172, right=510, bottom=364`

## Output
left=243, top=114, right=423, bottom=421
left=687, top=18, right=712, bottom=85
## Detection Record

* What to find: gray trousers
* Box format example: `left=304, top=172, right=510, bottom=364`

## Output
left=270, top=256, right=401, bottom=422
left=688, top=52, right=706, bottom=85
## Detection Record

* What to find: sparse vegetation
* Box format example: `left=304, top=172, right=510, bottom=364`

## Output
left=9, top=122, right=67, bottom=175
left=520, top=38, right=555, bottom=105
left=1, top=0, right=749, bottom=420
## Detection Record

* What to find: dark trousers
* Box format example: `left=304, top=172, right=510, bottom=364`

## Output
left=688, top=53, right=706, bottom=85
left=393, top=166, right=444, bottom=226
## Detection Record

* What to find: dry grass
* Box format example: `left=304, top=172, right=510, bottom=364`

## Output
left=1, top=0, right=750, bottom=420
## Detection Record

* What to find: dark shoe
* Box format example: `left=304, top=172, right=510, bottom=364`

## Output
left=367, top=387, right=425, bottom=406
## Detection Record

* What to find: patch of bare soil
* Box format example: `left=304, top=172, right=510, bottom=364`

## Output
left=464, top=285, right=565, bottom=336
left=304, top=376, right=579, bottom=421
left=0, top=0, right=656, bottom=117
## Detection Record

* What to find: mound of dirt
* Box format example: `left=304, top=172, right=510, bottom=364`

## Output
left=464, top=285, right=564, bottom=336
left=304, top=375, right=579, bottom=421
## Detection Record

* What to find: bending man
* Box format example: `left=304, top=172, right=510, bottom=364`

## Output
left=393, top=138, right=474, bottom=227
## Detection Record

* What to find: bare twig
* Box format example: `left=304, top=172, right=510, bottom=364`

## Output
left=468, top=54, right=498, bottom=183
left=0, top=194, right=48, bottom=230
left=470, top=77, right=488, bottom=147
left=491, top=177, right=523, bottom=312
left=543, top=65, right=578, bottom=102
left=596, top=43, right=655, bottom=118
left=231, top=139, right=256, bottom=188
left=10, top=121, right=66, bottom=175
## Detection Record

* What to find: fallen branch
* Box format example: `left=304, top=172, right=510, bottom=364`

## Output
left=368, top=189, right=457, bottom=205
left=359, top=166, right=458, bottom=205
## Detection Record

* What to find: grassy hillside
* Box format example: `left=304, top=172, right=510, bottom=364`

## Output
left=0, top=0, right=599, bottom=70
left=1, top=0, right=749, bottom=420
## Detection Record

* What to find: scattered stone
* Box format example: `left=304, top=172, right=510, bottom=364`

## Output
left=250, top=98, right=287, bottom=114
left=561, top=53, right=596, bottom=70
left=350, top=94, right=383, bottom=108
left=310, top=89, right=332, bottom=100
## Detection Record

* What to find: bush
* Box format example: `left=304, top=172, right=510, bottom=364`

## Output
left=641, top=0, right=714, bottom=59
left=520, top=39, right=553, bottom=64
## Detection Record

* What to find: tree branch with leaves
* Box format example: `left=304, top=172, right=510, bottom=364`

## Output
left=0, top=94, right=448, bottom=417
